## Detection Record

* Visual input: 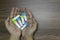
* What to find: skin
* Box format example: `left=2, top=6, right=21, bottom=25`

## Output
left=22, top=8, right=37, bottom=40
left=5, top=8, right=22, bottom=40
left=5, top=8, right=37, bottom=40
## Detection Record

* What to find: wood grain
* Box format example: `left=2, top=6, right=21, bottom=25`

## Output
left=0, top=0, right=60, bottom=40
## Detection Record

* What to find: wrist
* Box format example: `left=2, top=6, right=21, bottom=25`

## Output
left=25, top=35, right=33, bottom=40
left=11, top=34, right=20, bottom=37
left=9, top=35, right=20, bottom=40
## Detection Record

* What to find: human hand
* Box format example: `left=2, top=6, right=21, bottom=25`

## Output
left=5, top=8, right=22, bottom=37
left=22, top=8, right=37, bottom=40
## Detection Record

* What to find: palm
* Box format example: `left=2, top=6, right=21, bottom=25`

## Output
left=22, top=18, right=37, bottom=36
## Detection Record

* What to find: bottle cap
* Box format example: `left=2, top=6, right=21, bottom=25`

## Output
left=20, top=15, right=24, bottom=18
left=12, top=18, right=17, bottom=24
left=22, top=11, right=26, bottom=16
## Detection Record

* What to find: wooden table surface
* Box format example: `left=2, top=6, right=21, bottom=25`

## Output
left=0, top=0, right=60, bottom=40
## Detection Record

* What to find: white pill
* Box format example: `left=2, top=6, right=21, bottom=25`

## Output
left=14, top=15, right=20, bottom=20
left=15, top=22, right=21, bottom=28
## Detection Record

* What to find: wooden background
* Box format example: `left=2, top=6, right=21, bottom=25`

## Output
left=0, top=0, right=60, bottom=40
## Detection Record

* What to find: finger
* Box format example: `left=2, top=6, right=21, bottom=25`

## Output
left=5, top=17, right=11, bottom=32
left=5, top=17, right=10, bottom=26
left=9, top=16, right=12, bottom=24
left=19, top=8, right=24, bottom=15
left=10, top=8, right=15, bottom=18
left=32, top=18, right=37, bottom=26
left=31, top=18, right=37, bottom=31
left=14, top=8, right=18, bottom=17
left=25, top=8, right=33, bottom=18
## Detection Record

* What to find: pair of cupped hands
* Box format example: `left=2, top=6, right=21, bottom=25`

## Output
left=5, top=8, right=37, bottom=40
